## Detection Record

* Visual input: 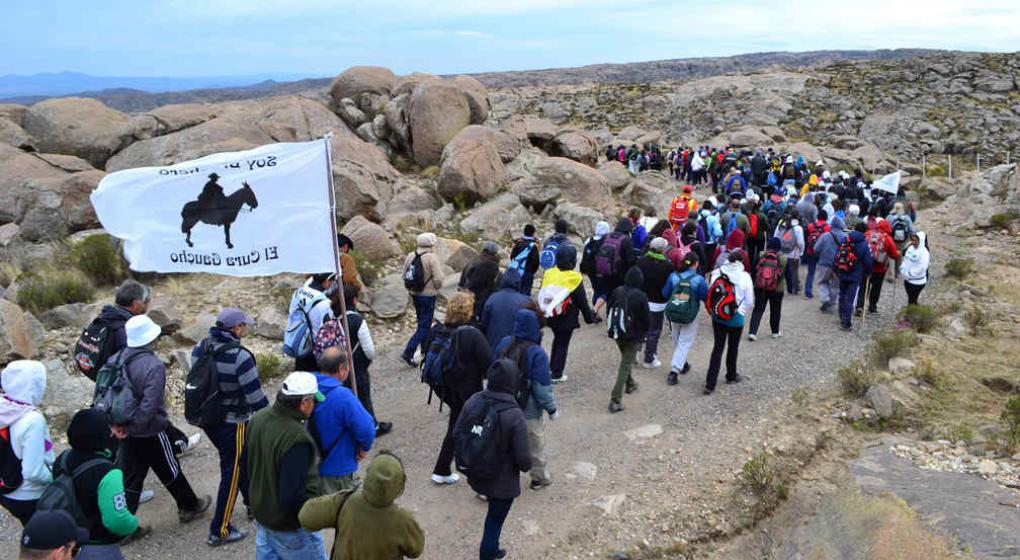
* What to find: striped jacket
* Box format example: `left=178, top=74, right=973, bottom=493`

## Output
left=191, top=327, right=269, bottom=424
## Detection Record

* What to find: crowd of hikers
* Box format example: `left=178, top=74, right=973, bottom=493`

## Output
left=1, top=146, right=931, bottom=560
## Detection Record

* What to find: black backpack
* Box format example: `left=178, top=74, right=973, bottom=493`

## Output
left=500, top=341, right=534, bottom=408
left=454, top=390, right=516, bottom=481
left=74, top=317, right=124, bottom=381
left=403, top=252, right=427, bottom=292
left=0, top=427, right=23, bottom=495
left=36, top=451, right=108, bottom=531
left=92, top=351, right=144, bottom=426
left=579, top=237, right=600, bottom=276
left=184, top=339, right=241, bottom=428
left=420, top=325, right=461, bottom=410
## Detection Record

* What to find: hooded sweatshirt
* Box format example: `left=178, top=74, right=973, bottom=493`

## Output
left=459, top=252, right=500, bottom=316
left=797, top=192, right=818, bottom=225
left=870, top=220, right=902, bottom=275
left=708, top=261, right=754, bottom=328
left=311, top=373, right=376, bottom=479
left=814, top=217, right=847, bottom=268
left=714, top=229, right=750, bottom=270
left=480, top=269, right=531, bottom=349
left=300, top=453, right=424, bottom=560
left=0, top=361, right=53, bottom=501
left=493, top=309, right=556, bottom=420
left=900, top=232, right=930, bottom=285
left=97, top=305, right=134, bottom=360
left=402, top=233, right=444, bottom=296
left=607, top=267, right=651, bottom=342
left=636, top=250, right=674, bottom=306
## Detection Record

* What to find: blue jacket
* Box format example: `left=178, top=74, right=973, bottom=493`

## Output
left=480, top=269, right=531, bottom=349
left=492, top=309, right=556, bottom=420
left=813, top=217, right=847, bottom=268
left=662, top=269, right=709, bottom=307
left=312, top=373, right=376, bottom=478
left=836, top=230, right=874, bottom=284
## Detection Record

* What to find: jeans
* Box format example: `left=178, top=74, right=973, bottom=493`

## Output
left=549, top=324, right=574, bottom=378
left=403, top=295, right=436, bottom=360
left=802, top=255, right=818, bottom=298
left=433, top=401, right=463, bottom=477
left=785, top=257, right=801, bottom=294
left=590, top=276, right=608, bottom=307
left=856, top=270, right=887, bottom=312
left=0, top=496, right=36, bottom=526
left=643, top=311, right=665, bottom=364
left=839, top=280, right=860, bottom=328
left=204, top=422, right=249, bottom=539
left=611, top=340, right=640, bottom=402
left=76, top=545, right=126, bottom=560
left=526, top=418, right=549, bottom=484
left=705, top=321, right=742, bottom=391
left=254, top=522, right=326, bottom=560
left=905, top=281, right=925, bottom=305
left=749, top=289, right=784, bottom=336
left=519, top=272, right=535, bottom=296
left=480, top=497, right=514, bottom=560
left=746, top=239, right=764, bottom=278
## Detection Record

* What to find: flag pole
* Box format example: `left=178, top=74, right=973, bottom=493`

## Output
left=323, top=134, right=358, bottom=397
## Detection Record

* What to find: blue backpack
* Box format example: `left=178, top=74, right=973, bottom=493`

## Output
left=540, top=241, right=560, bottom=269
left=766, top=171, right=778, bottom=187
left=724, top=211, right=739, bottom=239
left=421, top=326, right=462, bottom=409
left=283, top=287, right=327, bottom=359
left=508, top=242, right=533, bottom=273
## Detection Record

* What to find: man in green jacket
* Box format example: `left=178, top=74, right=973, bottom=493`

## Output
left=300, top=452, right=424, bottom=560
left=246, top=371, right=325, bottom=560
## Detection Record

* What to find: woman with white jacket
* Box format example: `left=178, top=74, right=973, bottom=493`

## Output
left=900, top=232, right=930, bottom=305
left=0, top=360, right=54, bottom=526
left=704, top=251, right=755, bottom=395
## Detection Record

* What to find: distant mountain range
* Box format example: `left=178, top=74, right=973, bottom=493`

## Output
left=0, top=49, right=941, bottom=112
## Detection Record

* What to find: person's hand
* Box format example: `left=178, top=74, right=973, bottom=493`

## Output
left=110, top=425, right=127, bottom=440
left=549, top=410, right=560, bottom=421
left=356, top=449, right=369, bottom=462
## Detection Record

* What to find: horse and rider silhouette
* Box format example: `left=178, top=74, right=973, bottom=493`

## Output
left=180, top=173, right=259, bottom=249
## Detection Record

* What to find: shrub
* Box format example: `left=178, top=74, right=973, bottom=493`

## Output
left=68, top=234, right=126, bottom=286
left=0, top=263, right=19, bottom=289
left=1000, top=397, right=1020, bottom=451
left=16, top=269, right=95, bottom=314
left=349, top=250, right=382, bottom=286
left=838, top=360, right=880, bottom=398
left=943, top=257, right=975, bottom=280
left=255, top=353, right=285, bottom=379
left=989, top=211, right=1020, bottom=230
left=898, top=304, right=939, bottom=333
left=916, top=359, right=949, bottom=390
left=963, top=307, right=988, bottom=335
left=740, top=452, right=788, bottom=512
left=420, top=165, right=440, bottom=179
left=870, top=330, right=919, bottom=367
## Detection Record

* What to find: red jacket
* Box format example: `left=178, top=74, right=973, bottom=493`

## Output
left=868, top=220, right=902, bottom=274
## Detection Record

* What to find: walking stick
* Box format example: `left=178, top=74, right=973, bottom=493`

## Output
left=861, top=279, right=873, bottom=330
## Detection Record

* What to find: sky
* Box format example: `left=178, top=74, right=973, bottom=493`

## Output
left=5, top=0, right=1020, bottom=78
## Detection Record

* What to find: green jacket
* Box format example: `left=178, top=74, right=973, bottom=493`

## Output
left=247, top=401, right=323, bottom=531
left=299, top=454, right=425, bottom=560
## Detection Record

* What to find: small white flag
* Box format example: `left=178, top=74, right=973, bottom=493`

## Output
left=91, top=139, right=336, bottom=276
left=872, top=171, right=901, bottom=195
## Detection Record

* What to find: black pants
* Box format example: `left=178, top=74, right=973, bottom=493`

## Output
left=705, top=322, right=742, bottom=391
left=746, top=238, right=764, bottom=278
left=295, top=354, right=318, bottom=372
left=480, top=497, right=514, bottom=560
left=165, top=422, right=189, bottom=454
left=433, top=401, right=463, bottom=477
left=0, top=496, right=37, bottom=526
left=856, top=270, right=887, bottom=312
left=344, top=367, right=376, bottom=422
left=549, top=324, right=574, bottom=379
left=905, top=281, right=925, bottom=305
left=749, top=289, right=783, bottom=336
left=119, top=431, right=200, bottom=513
left=204, top=422, right=249, bottom=539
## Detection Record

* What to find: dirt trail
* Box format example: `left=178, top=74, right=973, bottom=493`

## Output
left=0, top=273, right=898, bottom=560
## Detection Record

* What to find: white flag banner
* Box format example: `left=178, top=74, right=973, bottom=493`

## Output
left=872, top=171, right=901, bottom=195
left=91, top=139, right=336, bottom=276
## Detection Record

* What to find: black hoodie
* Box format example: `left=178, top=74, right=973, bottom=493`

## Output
left=607, top=266, right=651, bottom=342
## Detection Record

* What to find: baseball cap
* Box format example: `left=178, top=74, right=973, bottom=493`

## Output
left=281, top=371, right=325, bottom=402
left=682, top=185, right=693, bottom=193
left=216, top=308, right=254, bottom=329
left=21, top=510, right=89, bottom=551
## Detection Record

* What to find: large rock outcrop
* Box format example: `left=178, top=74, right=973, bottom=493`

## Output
left=330, top=66, right=397, bottom=116
left=339, top=216, right=399, bottom=262
left=0, top=299, right=42, bottom=361
left=22, top=97, right=131, bottom=168
left=437, top=126, right=508, bottom=205
left=331, top=135, right=399, bottom=221
left=513, top=156, right=613, bottom=211
left=548, top=128, right=599, bottom=166
left=409, top=83, right=472, bottom=166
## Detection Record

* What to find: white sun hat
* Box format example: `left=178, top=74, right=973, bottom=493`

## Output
left=125, top=315, right=161, bottom=348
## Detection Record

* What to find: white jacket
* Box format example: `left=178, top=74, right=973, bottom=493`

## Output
left=710, top=261, right=755, bottom=319
left=900, top=232, right=930, bottom=285
left=0, top=361, right=54, bottom=501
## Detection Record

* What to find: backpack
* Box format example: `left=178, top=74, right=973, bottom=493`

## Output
left=766, top=171, right=778, bottom=187
left=508, top=241, right=533, bottom=274
left=420, top=326, right=460, bottom=407
left=92, top=351, right=144, bottom=426
left=723, top=211, right=739, bottom=239
left=35, top=451, right=108, bottom=531
left=540, top=240, right=560, bottom=270
left=184, top=339, right=241, bottom=428
left=454, top=391, right=515, bottom=481
left=834, top=236, right=858, bottom=273
left=594, top=233, right=624, bottom=278
left=606, top=291, right=635, bottom=340
left=805, top=222, right=826, bottom=256
left=779, top=227, right=796, bottom=254
left=749, top=213, right=759, bottom=239
left=755, top=251, right=782, bottom=291
left=667, top=239, right=692, bottom=271
left=706, top=273, right=738, bottom=321
left=312, top=317, right=347, bottom=362
left=0, top=427, right=23, bottom=495
left=664, top=274, right=699, bottom=324
left=868, top=231, right=889, bottom=265
left=500, top=342, right=534, bottom=409
left=765, top=203, right=784, bottom=233
left=403, top=252, right=427, bottom=292
left=669, top=196, right=690, bottom=226
left=579, top=237, right=599, bottom=276
left=283, top=288, right=328, bottom=359
left=891, top=217, right=908, bottom=242
left=74, top=317, right=124, bottom=381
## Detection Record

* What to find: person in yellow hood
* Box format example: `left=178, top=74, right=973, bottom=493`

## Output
left=299, top=451, right=424, bottom=559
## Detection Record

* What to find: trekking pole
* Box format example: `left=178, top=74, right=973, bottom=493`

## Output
left=861, top=281, right=873, bottom=331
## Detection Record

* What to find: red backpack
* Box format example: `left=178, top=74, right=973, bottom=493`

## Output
left=755, top=251, right=782, bottom=291
left=706, top=273, right=738, bottom=321
left=804, top=221, right=828, bottom=256
left=868, top=231, right=889, bottom=265
left=834, top=236, right=858, bottom=273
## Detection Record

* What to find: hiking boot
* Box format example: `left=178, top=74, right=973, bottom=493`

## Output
left=121, top=525, right=152, bottom=546
left=703, top=388, right=714, bottom=395
left=399, top=354, right=417, bottom=368
left=667, top=372, right=678, bottom=386
left=431, top=473, right=460, bottom=485
left=747, top=333, right=758, bottom=341
left=625, top=382, right=639, bottom=394
left=681, top=362, right=691, bottom=374
left=495, top=549, right=508, bottom=559
left=771, top=332, right=783, bottom=339
left=375, top=422, right=393, bottom=437
left=608, top=401, right=624, bottom=413
left=179, top=496, right=212, bottom=524
left=207, top=527, right=247, bottom=547
left=641, top=358, right=662, bottom=369
left=725, top=374, right=746, bottom=385
left=139, top=489, right=155, bottom=504
left=529, top=478, right=552, bottom=491
left=820, top=302, right=833, bottom=313
left=551, top=374, right=569, bottom=384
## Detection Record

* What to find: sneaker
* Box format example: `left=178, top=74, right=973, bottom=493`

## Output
left=641, top=359, right=662, bottom=369
left=495, top=549, right=507, bottom=559
left=748, top=333, right=758, bottom=341
left=431, top=473, right=460, bottom=485
left=681, top=362, right=691, bottom=374
left=725, top=374, right=746, bottom=385
left=841, top=325, right=854, bottom=332
left=868, top=307, right=879, bottom=314
left=529, top=478, right=552, bottom=491
left=139, top=489, right=155, bottom=504
left=820, top=302, right=833, bottom=313
left=771, top=332, right=782, bottom=339
left=805, top=294, right=814, bottom=300
left=181, top=433, right=201, bottom=456
left=121, top=525, right=152, bottom=546
left=475, top=493, right=488, bottom=502
left=178, top=495, right=212, bottom=524
left=667, top=372, right=678, bottom=386
left=608, top=401, right=624, bottom=413
left=375, top=422, right=393, bottom=437
left=400, top=354, right=417, bottom=368
left=703, top=388, right=714, bottom=395
left=207, top=527, right=247, bottom=547
left=625, top=382, right=639, bottom=394
left=551, top=374, right=568, bottom=384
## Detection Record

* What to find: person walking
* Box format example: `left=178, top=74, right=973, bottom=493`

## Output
left=747, top=238, right=788, bottom=340
left=493, top=309, right=557, bottom=489
left=400, top=233, right=445, bottom=367
left=113, top=316, right=211, bottom=524
left=856, top=220, right=901, bottom=315
left=900, top=232, right=930, bottom=306
left=286, top=273, right=337, bottom=372
left=802, top=209, right=830, bottom=299
left=661, top=253, right=708, bottom=385
left=887, top=202, right=915, bottom=280
left=774, top=209, right=805, bottom=295
left=596, top=218, right=637, bottom=297
left=191, top=308, right=269, bottom=547
left=480, top=269, right=531, bottom=350
left=606, top=267, right=650, bottom=412
left=539, top=245, right=597, bottom=383
left=299, top=451, right=424, bottom=560
left=459, top=241, right=501, bottom=323
left=336, top=234, right=361, bottom=291
left=704, top=251, right=754, bottom=395
left=310, top=348, right=376, bottom=493
left=580, top=221, right=612, bottom=314
left=813, top=216, right=847, bottom=313
left=0, top=361, right=53, bottom=526
left=636, top=238, right=674, bottom=369
left=835, top=223, right=874, bottom=331
left=246, top=371, right=326, bottom=559
left=454, top=360, right=532, bottom=560
left=426, top=292, right=492, bottom=486
left=508, top=225, right=540, bottom=296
